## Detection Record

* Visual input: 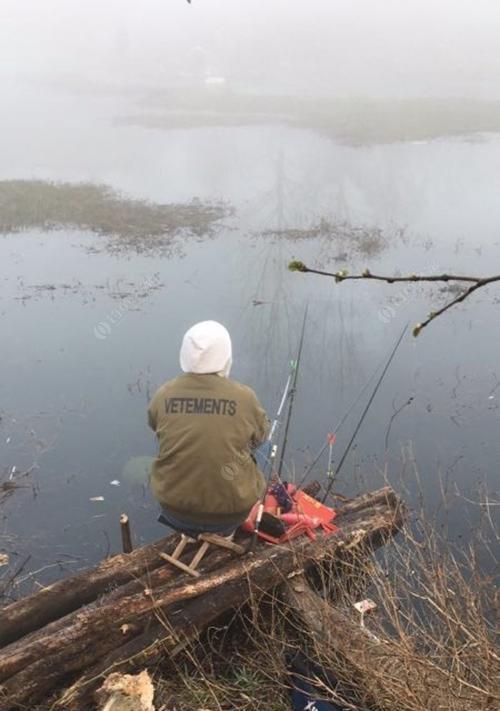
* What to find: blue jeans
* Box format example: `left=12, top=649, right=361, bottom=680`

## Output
left=158, top=507, right=240, bottom=537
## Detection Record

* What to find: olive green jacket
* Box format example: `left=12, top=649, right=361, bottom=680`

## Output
left=148, top=373, right=268, bottom=526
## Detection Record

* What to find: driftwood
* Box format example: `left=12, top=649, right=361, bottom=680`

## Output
left=0, top=487, right=404, bottom=710
left=285, top=575, right=491, bottom=711
left=96, top=670, right=155, bottom=711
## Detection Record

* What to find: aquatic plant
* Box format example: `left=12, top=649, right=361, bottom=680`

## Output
left=0, top=180, right=228, bottom=255
left=263, top=219, right=388, bottom=261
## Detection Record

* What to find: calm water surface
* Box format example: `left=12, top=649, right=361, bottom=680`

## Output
left=1, top=84, right=499, bottom=590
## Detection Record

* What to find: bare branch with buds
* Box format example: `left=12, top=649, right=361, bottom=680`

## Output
left=288, top=261, right=500, bottom=335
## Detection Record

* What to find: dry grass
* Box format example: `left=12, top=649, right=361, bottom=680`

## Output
left=302, top=519, right=499, bottom=710
left=149, top=499, right=498, bottom=711
left=0, top=180, right=228, bottom=255
left=19, top=478, right=497, bottom=710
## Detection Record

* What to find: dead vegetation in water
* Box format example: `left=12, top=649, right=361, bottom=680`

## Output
left=0, top=180, right=228, bottom=255
left=262, top=217, right=400, bottom=261
left=12, top=274, right=164, bottom=305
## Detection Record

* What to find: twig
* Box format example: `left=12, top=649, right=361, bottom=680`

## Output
left=0, top=555, right=31, bottom=597
left=11, top=560, right=80, bottom=589
left=288, top=261, right=500, bottom=335
left=384, top=397, right=414, bottom=452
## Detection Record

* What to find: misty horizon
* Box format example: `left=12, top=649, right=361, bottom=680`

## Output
left=2, top=0, right=500, bottom=98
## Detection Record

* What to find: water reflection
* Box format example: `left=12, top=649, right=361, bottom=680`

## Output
left=1, top=88, right=499, bottom=593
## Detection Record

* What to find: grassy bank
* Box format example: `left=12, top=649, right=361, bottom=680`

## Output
left=3, top=475, right=497, bottom=709
left=121, top=90, right=500, bottom=145
left=87, top=489, right=497, bottom=711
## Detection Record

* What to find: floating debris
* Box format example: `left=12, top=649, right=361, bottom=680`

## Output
left=109, top=480, right=120, bottom=487
left=89, top=496, right=105, bottom=502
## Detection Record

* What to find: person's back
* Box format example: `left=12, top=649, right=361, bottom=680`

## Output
left=148, top=321, right=268, bottom=533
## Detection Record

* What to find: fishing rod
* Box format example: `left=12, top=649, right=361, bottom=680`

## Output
left=247, top=360, right=295, bottom=551
left=321, top=322, right=408, bottom=504
left=264, top=366, right=294, bottom=475
left=296, top=356, right=387, bottom=490
left=325, top=433, right=336, bottom=482
left=250, top=304, right=308, bottom=549
left=277, top=304, right=309, bottom=479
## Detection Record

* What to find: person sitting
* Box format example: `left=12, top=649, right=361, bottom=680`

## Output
left=148, top=320, right=269, bottom=537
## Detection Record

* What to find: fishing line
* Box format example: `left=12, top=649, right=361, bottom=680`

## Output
left=264, top=367, right=294, bottom=475
left=277, top=303, right=309, bottom=478
left=321, top=322, right=409, bottom=503
left=297, top=355, right=387, bottom=490
left=250, top=303, right=308, bottom=549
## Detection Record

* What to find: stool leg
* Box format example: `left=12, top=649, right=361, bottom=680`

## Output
left=159, top=551, right=200, bottom=578
left=189, top=540, right=210, bottom=571
left=171, top=533, right=192, bottom=560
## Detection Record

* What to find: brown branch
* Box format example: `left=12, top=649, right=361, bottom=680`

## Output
left=288, top=261, right=500, bottom=335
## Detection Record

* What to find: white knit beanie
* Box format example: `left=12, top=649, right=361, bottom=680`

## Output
left=180, top=320, right=232, bottom=377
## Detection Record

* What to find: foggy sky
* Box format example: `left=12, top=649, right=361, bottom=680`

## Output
left=2, top=0, right=500, bottom=97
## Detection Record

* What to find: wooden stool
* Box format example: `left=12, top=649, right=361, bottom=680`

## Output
left=160, top=532, right=245, bottom=578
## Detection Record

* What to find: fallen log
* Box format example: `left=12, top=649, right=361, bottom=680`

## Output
left=0, top=487, right=404, bottom=709
left=60, top=503, right=403, bottom=711
left=334, top=486, right=399, bottom=516
left=0, top=538, right=245, bottom=682
left=0, top=536, right=176, bottom=647
left=0, top=486, right=398, bottom=650
left=59, top=565, right=276, bottom=710
left=285, top=575, right=495, bottom=711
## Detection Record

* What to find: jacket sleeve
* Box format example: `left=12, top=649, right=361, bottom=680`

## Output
left=147, top=389, right=160, bottom=431
left=251, top=392, right=270, bottom=446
